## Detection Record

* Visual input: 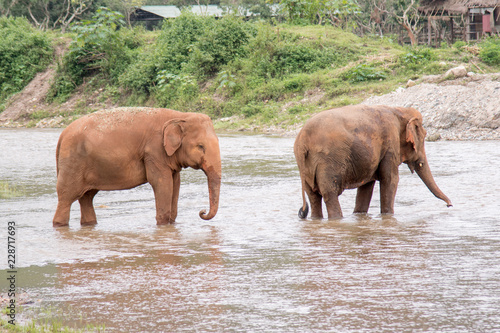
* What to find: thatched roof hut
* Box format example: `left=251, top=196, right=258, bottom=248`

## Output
left=419, top=0, right=499, bottom=14
left=419, top=0, right=499, bottom=42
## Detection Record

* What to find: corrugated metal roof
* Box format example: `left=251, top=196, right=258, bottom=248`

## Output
left=138, top=5, right=224, bottom=18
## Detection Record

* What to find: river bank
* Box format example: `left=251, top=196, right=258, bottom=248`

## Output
left=1, top=72, right=499, bottom=141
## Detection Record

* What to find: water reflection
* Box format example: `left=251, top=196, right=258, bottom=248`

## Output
left=1, top=129, right=499, bottom=332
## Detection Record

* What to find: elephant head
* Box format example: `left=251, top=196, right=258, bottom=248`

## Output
left=163, top=115, right=221, bottom=220
left=400, top=109, right=452, bottom=207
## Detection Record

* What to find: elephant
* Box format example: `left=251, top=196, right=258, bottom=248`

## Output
left=294, top=104, right=452, bottom=219
left=52, top=107, right=221, bottom=226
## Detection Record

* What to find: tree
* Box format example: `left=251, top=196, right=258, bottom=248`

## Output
left=56, top=0, right=96, bottom=33
left=4, top=0, right=96, bottom=31
left=105, top=0, right=146, bottom=26
left=0, top=0, right=20, bottom=16
left=354, top=0, right=424, bottom=46
left=393, top=0, right=422, bottom=46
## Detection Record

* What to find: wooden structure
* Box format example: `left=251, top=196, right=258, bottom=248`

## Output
left=419, top=0, right=500, bottom=44
left=130, top=5, right=280, bottom=26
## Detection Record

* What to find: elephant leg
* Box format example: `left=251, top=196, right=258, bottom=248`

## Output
left=323, top=192, right=343, bottom=219
left=305, top=184, right=323, bottom=219
left=53, top=199, right=73, bottom=227
left=79, top=189, right=99, bottom=225
left=148, top=171, right=174, bottom=225
left=170, top=171, right=180, bottom=221
left=378, top=155, right=399, bottom=214
left=354, top=181, right=375, bottom=214
left=53, top=181, right=81, bottom=227
left=316, top=167, right=343, bottom=219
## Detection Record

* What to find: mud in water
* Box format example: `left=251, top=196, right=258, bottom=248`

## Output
left=1, top=128, right=499, bottom=332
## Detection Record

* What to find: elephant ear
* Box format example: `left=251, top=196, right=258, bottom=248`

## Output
left=163, top=119, right=185, bottom=156
left=406, top=117, right=422, bottom=153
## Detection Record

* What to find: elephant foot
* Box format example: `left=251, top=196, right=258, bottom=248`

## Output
left=156, top=211, right=176, bottom=225
left=81, top=220, right=97, bottom=226
left=53, top=221, right=69, bottom=227
left=326, top=211, right=343, bottom=220
left=156, top=219, right=175, bottom=225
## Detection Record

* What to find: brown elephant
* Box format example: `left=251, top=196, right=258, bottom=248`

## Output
left=294, top=104, right=452, bottom=219
left=53, top=107, right=221, bottom=226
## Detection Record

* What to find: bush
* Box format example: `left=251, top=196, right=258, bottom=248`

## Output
left=120, top=13, right=255, bottom=94
left=0, top=17, right=53, bottom=103
left=275, top=43, right=334, bottom=74
left=118, top=51, right=157, bottom=94
left=154, top=71, right=199, bottom=107
left=241, top=102, right=263, bottom=117
left=283, top=74, right=310, bottom=92
left=479, top=38, right=500, bottom=65
left=243, top=26, right=344, bottom=79
left=48, top=7, right=136, bottom=101
left=400, top=47, right=434, bottom=65
left=159, top=13, right=255, bottom=79
left=343, top=64, right=387, bottom=82
left=453, top=41, right=466, bottom=50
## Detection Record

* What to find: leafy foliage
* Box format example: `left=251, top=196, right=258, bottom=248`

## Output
left=69, top=7, right=127, bottom=77
left=278, top=0, right=361, bottom=27
left=7, top=9, right=500, bottom=128
left=48, top=7, right=138, bottom=102
left=343, top=64, right=387, bottom=82
left=0, top=17, right=53, bottom=103
left=154, top=70, right=199, bottom=106
left=479, top=38, right=500, bottom=66
left=241, top=24, right=350, bottom=81
left=400, top=47, right=434, bottom=65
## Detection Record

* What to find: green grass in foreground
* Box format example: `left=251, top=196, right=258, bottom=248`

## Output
left=0, top=181, right=22, bottom=199
left=1, top=306, right=105, bottom=333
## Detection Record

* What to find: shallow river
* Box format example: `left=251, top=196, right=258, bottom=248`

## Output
left=1, top=128, right=499, bottom=332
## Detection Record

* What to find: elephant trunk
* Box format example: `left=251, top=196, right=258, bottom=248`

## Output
left=199, top=165, right=221, bottom=220
left=415, top=159, right=452, bottom=207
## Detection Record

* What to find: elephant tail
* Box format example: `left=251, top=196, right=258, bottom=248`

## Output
left=55, top=137, right=62, bottom=177
left=294, top=140, right=309, bottom=219
left=298, top=179, right=309, bottom=219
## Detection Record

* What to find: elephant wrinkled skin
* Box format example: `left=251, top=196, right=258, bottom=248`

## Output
left=294, top=104, right=452, bottom=219
left=53, top=107, right=221, bottom=227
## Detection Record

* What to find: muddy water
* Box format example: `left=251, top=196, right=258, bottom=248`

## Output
left=1, top=128, right=499, bottom=332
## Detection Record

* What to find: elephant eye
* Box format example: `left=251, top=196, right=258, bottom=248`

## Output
left=197, top=144, right=206, bottom=153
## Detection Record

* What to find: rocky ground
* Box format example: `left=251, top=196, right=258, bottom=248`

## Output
left=363, top=72, right=500, bottom=141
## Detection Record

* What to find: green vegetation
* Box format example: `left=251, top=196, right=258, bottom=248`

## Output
left=0, top=180, right=21, bottom=199
left=0, top=305, right=105, bottom=332
left=0, top=17, right=53, bottom=110
left=479, top=38, right=500, bottom=65
left=0, top=318, right=105, bottom=332
left=1, top=11, right=500, bottom=131
left=47, top=7, right=136, bottom=103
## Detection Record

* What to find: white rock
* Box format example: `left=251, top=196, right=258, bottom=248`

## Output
left=444, top=65, right=467, bottom=79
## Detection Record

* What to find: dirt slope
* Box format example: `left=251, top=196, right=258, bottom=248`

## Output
left=0, top=67, right=56, bottom=121
left=0, top=40, right=104, bottom=125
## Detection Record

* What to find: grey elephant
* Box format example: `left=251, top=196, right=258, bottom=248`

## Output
left=294, top=104, right=452, bottom=219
